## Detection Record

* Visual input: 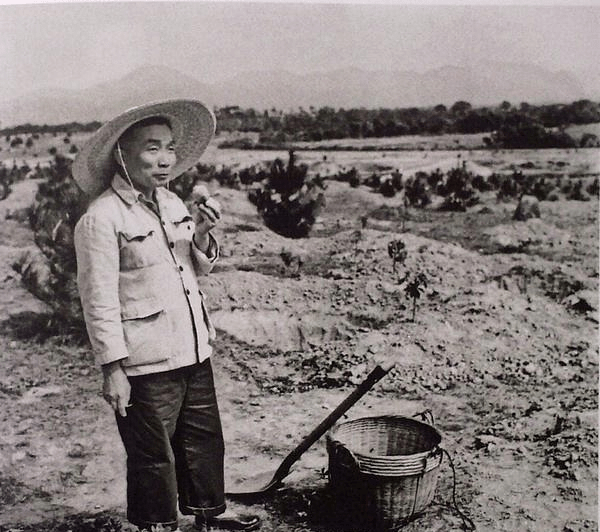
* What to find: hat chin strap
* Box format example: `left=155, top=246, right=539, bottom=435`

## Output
left=116, top=142, right=136, bottom=192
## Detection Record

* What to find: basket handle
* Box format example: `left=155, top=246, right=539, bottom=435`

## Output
left=327, top=439, right=360, bottom=473
left=424, top=446, right=443, bottom=472
left=413, top=408, right=435, bottom=425
left=439, top=447, right=476, bottom=531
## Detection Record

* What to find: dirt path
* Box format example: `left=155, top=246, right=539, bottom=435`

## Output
left=0, top=175, right=597, bottom=532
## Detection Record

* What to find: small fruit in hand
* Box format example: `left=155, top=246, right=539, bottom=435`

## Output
left=192, top=184, right=210, bottom=205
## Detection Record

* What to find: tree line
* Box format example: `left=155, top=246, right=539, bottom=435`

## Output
left=1, top=121, right=102, bottom=137
left=215, top=100, right=600, bottom=148
left=2, top=99, right=599, bottom=149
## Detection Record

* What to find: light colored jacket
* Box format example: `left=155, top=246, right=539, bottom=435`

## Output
left=74, top=174, right=218, bottom=376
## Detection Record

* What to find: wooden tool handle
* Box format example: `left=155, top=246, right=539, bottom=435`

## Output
left=273, top=362, right=395, bottom=479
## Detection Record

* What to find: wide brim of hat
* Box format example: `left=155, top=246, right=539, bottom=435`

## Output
left=72, top=99, right=215, bottom=198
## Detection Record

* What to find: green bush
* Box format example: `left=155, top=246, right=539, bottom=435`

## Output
left=248, top=150, right=326, bottom=238
left=400, top=164, right=482, bottom=210
left=496, top=172, right=522, bottom=201
left=0, top=164, right=12, bottom=200
left=379, top=178, right=396, bottom=197
left=0, top=161, right=32, bottom=200
left=364, top=173, right=381, bottom=189
left=424, top=169, right=444, bottom=193
left=531, top=177, right=556, bottom=201
left=566, top=180, right=590, bottom=201
left=404, top=175, right=431, bottom=208
left=239, top=165, right=269, bottom=186
left=560, top=180, right=573, bottom=195
left=472, top=174, right=494, bottom=192
left=348, top=170, right=361, bottom=188
left=19, top=155, right=89, bottom=334
left=439, top=193, right=479, bottom=212
left=437, top=165, right=480, bottom=211
left=391, top=170, right=403, bottom=191
left=212, top=166, right=241, bottom=189
left=332, top=167, right=361, bottom=188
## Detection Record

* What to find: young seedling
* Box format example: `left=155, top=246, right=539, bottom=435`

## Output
left=400, top=190, right=409, bottom=231
left=388, top=239, right=408, bottom=277
left=405, top=272, right=428, bottom=322
left=280, top=248, right=303, bottom=277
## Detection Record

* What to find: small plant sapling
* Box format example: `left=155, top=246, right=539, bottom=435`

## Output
left=400, top=191, right=409, bottom=231
left=405, top=272, right=428, bottom=322
left=280, top=248, right=303, bottom=277
left=352, top=228, right=363, bottom=253
left=388, top=239, right=407, bottom=276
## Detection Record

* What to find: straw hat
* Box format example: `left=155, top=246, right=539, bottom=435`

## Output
left=72, top=99, right=215, bottom=198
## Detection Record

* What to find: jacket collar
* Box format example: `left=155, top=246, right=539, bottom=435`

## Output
left=111, top=173, right=142, bottom=206
left=110, top=174, right=178, bottom=214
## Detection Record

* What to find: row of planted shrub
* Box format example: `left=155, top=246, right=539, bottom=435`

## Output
left=328, top=164, right=599, bottom=210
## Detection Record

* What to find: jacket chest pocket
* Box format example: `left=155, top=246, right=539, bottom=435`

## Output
left=170, top=215, right=195, bottom=254
left=119, top=227, right=161, bottom=270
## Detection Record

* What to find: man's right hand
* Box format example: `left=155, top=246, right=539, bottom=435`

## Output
left=101, top=361, right=131, bottom=417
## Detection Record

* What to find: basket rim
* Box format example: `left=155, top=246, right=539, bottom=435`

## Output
left=326, top=414, right=442, bottom=460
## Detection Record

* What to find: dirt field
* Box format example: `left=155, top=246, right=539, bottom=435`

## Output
left=0, top=147, right=597, bottom=532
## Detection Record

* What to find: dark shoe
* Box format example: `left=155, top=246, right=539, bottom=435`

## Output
left=196, top=513, right=260, bottom=531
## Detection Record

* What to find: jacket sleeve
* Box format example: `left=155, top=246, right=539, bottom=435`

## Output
left=191, top=231, right=219, bottom=276
left=74, top=212, right=129, bottom=367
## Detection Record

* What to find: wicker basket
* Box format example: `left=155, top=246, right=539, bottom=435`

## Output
left=326, top=415, right=443, bottom=531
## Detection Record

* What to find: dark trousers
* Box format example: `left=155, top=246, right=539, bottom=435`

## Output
left=115, top=359, right=226, bottom=531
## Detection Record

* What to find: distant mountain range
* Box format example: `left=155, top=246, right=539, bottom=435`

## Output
left=1, top=62, right=597, bottom=127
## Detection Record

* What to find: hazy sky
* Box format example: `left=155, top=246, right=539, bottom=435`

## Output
left=1, top=1, right=599, bottom=101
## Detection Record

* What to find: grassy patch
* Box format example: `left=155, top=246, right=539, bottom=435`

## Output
left=0, top=512, right=126, bottom=532
left=0, top=475, right=50, bottom=507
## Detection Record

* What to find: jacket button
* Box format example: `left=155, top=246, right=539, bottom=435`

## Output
left=186, top=289, right=190, bottom=295
left=179, top=266, right=184, bottom=272
left=170, top=242, right=174, bottom=248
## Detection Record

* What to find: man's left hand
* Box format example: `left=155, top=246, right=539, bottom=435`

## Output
left=190, top=185, right=221, bottom=243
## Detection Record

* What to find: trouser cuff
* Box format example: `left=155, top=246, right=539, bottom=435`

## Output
left=182, top=502, right=227, bottom=520
left=129, top=516, right=179, bottom=531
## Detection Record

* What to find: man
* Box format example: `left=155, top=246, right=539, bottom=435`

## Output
left=72, top=100, right=260, bottom=532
